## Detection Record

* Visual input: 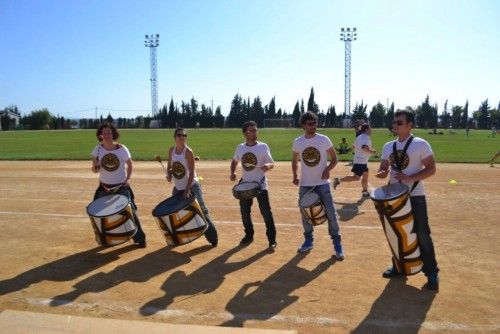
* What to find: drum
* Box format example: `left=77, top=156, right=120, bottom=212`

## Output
left=232, top=182, right=261, bottom=200
left=152, top=195, right=208, bottom=246
left=299, top=192, right=327, bottom=226
left=86, top=194, right=137, bottom=246
left=370, top=183, right=423, bottom=275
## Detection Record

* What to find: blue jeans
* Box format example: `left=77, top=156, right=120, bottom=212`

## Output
left=239, top=189, right=276, bottom=243
left=94, top=185, right=146, bottom=244
left=410, top=196, right=439, bottom=277
left=172, top=182, right=218, bottom=244
left=299, top=183, right=340, bottom=239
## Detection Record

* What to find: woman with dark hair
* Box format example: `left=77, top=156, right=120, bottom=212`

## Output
left=165, top=128, right=218, bottom=246
left=91, top=122, right=147, bottom=247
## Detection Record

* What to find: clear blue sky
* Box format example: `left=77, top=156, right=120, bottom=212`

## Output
left=1, top=0, right=499, bottom=118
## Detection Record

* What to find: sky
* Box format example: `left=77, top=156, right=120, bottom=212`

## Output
left=1, top=0, right=499, bottom=119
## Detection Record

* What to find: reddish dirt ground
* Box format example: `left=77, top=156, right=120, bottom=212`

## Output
left=0, top=161, right=499, bottom=333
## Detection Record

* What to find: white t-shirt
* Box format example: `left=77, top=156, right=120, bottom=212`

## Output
left=91, top=144, right=131, bottom=185
left=233, top=141, right=274, bottom=190
left=353, top=133, right=372, bottom=165
left=292, top=133, right=333, bottom=187
left=381, top=136, right=433, bottom=196
left=170, top=146, right=198, bottom=191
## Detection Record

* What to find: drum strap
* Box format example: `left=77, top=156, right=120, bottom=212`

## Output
left=392, top=136, right=419, bottom=193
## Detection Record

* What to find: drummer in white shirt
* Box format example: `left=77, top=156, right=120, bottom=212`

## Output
left=230, top=121, right=277, bottom=249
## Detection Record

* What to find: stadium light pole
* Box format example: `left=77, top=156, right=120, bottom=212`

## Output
left=340, top=27, right=357, bottom=117
left=145, top=34, right=160, bottom=120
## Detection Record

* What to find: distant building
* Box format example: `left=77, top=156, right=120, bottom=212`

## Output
left=0, top=110, right=21, bottom=130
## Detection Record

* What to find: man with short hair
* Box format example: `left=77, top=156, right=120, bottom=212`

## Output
left=292, top=111, right=344, bottom=260
left=375, top=111, right=440, bottom=291
left=230, top=121, right=277, bottom=249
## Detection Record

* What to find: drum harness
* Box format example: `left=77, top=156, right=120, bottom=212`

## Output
left=391, top=135, right=419, bottom=193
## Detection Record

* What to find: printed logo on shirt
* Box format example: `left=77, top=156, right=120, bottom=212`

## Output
left=242, top=152, right=258, bottom=171
left=172, top=161, right=186, bottom=179
left=389, top=150, right=410, bottom=171
left=302, top=147, right=321, bottom=167
left=101, top=153, right=120, bottom=172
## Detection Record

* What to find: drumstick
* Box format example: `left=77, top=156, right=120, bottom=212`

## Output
left=154, top=155, right=168, bottom=174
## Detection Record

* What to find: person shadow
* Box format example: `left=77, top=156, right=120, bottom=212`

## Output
left=140, top=245, right=270, bottom=316
left=335, top=195, right=370, bottom=222
left=221, top=253, right=335, bottom=327
left=50, top=245, right=212, bottom=306
left=0, top=244, right=138, bottom=296
left=352, top=277, right=436, bottom=334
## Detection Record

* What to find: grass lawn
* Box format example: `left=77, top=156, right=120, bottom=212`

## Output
left=0, top=128, right=497, bottom=162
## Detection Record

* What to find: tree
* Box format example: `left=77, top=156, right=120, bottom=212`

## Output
left=267, top=96, right=276, bottom=119
left=307, top=87, right=319, bottom=113
left=214, top=106, right=224, bottom=127
left=325, top=105, right=337, bottom=127
left=300, top=99, right=305, bottom=114
left=475, top=99, right=490, bottom=129
left=351, top=101, right=368, bottom=122
left=0, top=113, right=10, bottom=130
left=369, top=102, right=386, bottom=128
left=461, top=101, right=469, bottom=129
left=292, top=101, right=301, bottom=128
left=21, top=109, right=54, bottom=130
left=384, top=102, right=395, bottom=129
left=252, top=96, right=265, bottom=127
left=439, top=99, right=451, bottom=128
left=451, top=105, right=463, bottom=129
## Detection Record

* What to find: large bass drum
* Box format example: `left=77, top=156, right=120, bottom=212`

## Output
left=370, top=183, right=423, bottom=275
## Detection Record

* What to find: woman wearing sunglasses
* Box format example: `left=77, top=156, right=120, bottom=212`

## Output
left=165, top=128, right=218, bottom=246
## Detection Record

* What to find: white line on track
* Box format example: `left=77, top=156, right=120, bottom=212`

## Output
left=0, top=211, right=381, bottom=229
left=23, top=297, right=500, bottom=331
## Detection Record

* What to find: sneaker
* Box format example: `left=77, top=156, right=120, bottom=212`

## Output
left=333, top=177, right=340, bottom=190
left=269, top=242, right=277, bottom=249
left=423, top=274, right=439, bottom=291
left=211, top=240, right=218, bottom=247
left=362, top=190, right=370, bottom=197
left=136, top=241, right=147, bottom=248
left=297, top=239, right=313, bottom=253
left=333, top=242, right=344, bottom=261
left=382, top=266, right=401, bottom=278
left=239, top=235, right=254, bottom=246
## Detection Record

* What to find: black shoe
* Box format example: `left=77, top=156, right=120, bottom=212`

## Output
left=423, top=274, right=439, bottom=292
left=269, top=241, right=277, bottom=249
left=211, top=240, right=218, bottom=247
left=239, top=235, right=254, bottom=246
left=382, top=267, right=400, bottom=278
left=136, top=241, right=147, bottom=248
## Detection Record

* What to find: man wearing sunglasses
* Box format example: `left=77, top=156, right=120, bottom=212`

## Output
left=292, top=111, right=344, bottom=260
left=375, top=111, right=439, bottom=291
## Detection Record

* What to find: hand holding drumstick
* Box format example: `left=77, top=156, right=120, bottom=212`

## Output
left=155, top=155, right=172, bottom=182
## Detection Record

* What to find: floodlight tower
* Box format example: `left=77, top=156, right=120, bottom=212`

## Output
left=340, top=27, right=357, bottom=117
left=145, top=34, right=160, bottom=118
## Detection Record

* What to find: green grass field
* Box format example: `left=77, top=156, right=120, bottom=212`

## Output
left=0, top=128, right=498, bottom=162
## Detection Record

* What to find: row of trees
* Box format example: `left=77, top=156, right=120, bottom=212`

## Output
left=3, top=90, right=499, bottom=130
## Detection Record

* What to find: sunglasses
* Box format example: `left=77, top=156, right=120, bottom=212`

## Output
left=392, top=120, right=404, bottom=126
left=306, top=121, right=318, bottom=126
left=176, top=133, right=188, bottom=137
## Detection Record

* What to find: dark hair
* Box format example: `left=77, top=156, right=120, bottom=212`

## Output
left=341, top=137, right=346, bottom=141
left=299, top=111, right=318, bottom=126
left=173, top=127, right=186, bottom=137
left=394, top=110, right=415, bottom=124
left=96, top=122, right=119, bottom=141
left=242, top=120, right=257, bottom=133
left=360, top=124, right=371, bottom=133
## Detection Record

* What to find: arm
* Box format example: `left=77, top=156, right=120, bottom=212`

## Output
left=125, top=159, right=133, bottom=184
left=292, top=151, right=299, bottom=185
left=322, top=147, right=338, bottom=180
left=91, top=156, right=100, bottom=173
left=230, top=159, right=238, bottom=181
left=375, top=159, right=390, bottom=179
left=183, top=148, right=195, bottom=198
left=166, top=147, right=173, bottom=182
left=361, top=145, right=376, bottom=154
left=260, top=146, right=274, bottom=172
left=394, top=155, right=436, bottom=183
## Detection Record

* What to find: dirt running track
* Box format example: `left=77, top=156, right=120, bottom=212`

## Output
left=0, top=161, right=499, bottom=333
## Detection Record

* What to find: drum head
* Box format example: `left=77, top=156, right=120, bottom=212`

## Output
left=299, top=192, right=320, bottom=208
left=152, top=195, right=194, bottom=216
left=87, top=194, right=129, bottom=217
left=371, top=183, right=409, bottom=201
left=233, top=182, right=259, bottom=191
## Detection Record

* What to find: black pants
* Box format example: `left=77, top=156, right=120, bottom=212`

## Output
left=239, top=190, right=276, bottom=243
